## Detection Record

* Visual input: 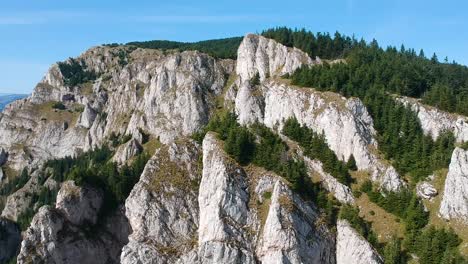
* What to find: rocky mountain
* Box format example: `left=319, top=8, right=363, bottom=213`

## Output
left=0, top=30, right=466, bottom=263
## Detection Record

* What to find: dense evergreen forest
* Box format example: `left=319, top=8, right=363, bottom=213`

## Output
left=125, top=37, right=243, bottom=59
left=263, top=27, right=466, bottom=263
left=263, top=27, right=458, bottom=183
left=262, top=27, right=468, bottom=116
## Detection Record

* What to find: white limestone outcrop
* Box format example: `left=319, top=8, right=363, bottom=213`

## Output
left=121, top=139, right=201, bottom=264
left=112, top=138, right=143, bottom=164
left=236, top=34, right=314, bottom=82
left=304, top=157, right=355, bottom=204
left=398, top=96, right=468, bottom=142
left=17, top=181, right=128, bottom=264
left=439, top=147, right=468, bottom=222
left=336, top=220, right=383, bottom=264
left=416, top=181, right=438, bottom=200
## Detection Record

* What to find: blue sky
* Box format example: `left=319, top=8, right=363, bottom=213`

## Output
left=0, top=0, right=467, bottom=94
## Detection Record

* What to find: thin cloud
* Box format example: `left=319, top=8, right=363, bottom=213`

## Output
left=134, top=15, right=272, bottom=23
left=0, top=11, right=90, bottom=25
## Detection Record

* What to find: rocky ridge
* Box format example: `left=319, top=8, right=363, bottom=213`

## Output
left=0, top=32, right=465, bottom=263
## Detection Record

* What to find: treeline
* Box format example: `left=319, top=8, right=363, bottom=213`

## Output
left=291, top=66, right=455, bottom=183
left=282, top=117, right=355, bottom=186
left=57, top=58, right=97, bottom=87
left=126, top=37, right=243, bottom=59
left=194, top=112, right=339, bottom=226
left=263, top=27, right=468, bottom=116
left=262, top=27, right=361, bottom=60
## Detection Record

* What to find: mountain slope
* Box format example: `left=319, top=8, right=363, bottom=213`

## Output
left=0, top=29, right=466, bottom=264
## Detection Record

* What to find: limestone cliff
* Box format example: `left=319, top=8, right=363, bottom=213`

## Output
left=0, top=33, right=436, bottom=263
left=398, top=96, right=468, bottom=142
left=439, top=147, right=468, bottom=222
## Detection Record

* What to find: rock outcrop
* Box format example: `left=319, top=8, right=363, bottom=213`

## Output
left=336, top=220, right=383, bottom=264
left=398, top=96, right=468, bottom=142
left=0, top=33, right=431, bottom=263
left=121, top=133, right=336, bottom=264
left=199, top=133, right=335, bottom=263
left=17, top=180, right=127, bottom=264
left=236, top=34, right=314, bottom=82
left=112, top=138, right=143, bottom=164
left=55, top=181, right=104, bottom=226
left=439, top=147, right=468, bottom=222
left=121, top=139, right=201, bottom=264
left=416, top=181, right=438, bottom=200
left=304, top=157, right=355, bottom=204
left=2, top=170, right=43, bottom=221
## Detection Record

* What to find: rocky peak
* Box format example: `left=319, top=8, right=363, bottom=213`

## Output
left=439, top=147, right=468, bottom=222
left=236, top=34, right=314, bottom=82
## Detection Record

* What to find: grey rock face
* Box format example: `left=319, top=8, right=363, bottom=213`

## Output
left=439, top=147, right=468, bottom=222
left=416, top=181, right=438, bottom=200
left=121, top=139, right=201, bottom=264
left=112, top=138, right=143, bottom=164
left=304, top=157, right=355, bottom=204
left=1, top=169, right=42, bottom=221
left=236, top=80, right=404, bottom=191
left=398, top=96, right=468, bottom=142
left=77, top=104, right=97, bottom=129
left=0, top=218, right=21, bottom=263
left=17, top=206, right=121, bottom=264
left=336, top=220, right=383, bottom=264
left=198, top=133, right=255, bottom=263
left=236, top=34, right=314, bottom=82
left=199, top=133, right=336, bottom=264
left=17, top=181, right=127, bottom=264
left=56, top=180, right=104, bottom=226
left=232, top=35, right=404, bottom=192
left=0, top=46, right=234, bottom=171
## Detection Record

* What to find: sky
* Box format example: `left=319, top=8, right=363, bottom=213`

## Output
left=0, top=0, right=467, bottom=94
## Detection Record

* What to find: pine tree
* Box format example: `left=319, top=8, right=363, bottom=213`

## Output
left=347, top=154, right=358, bottom=171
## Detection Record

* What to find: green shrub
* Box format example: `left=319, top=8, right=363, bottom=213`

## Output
left=52, top=102, right=66, bottom=110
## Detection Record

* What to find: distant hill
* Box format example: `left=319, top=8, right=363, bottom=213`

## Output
left=0, top=94, right=28, bottom=111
